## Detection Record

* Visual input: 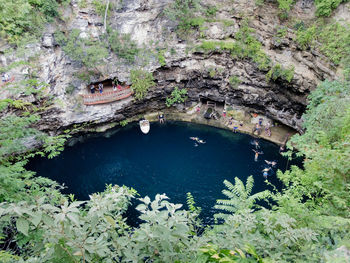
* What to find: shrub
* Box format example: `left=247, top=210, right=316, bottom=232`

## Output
left=229, top=75, right=241, bottom=88
left=108, top=29, right=139, bottom=63
left=209, top=68, right=216, bottom=78
left=119, top=119, right=129, bottom=127
left=164, top=0, right=202, bottom=34
left=315, top=0, right=346, bottom=17
left=0, top=0, right=64, bottom=43
left=54, top=29, right=108, bottom=68
left=205, top=6, right=218, bottom=17
left=266, top=64, right=295, bottom=82
left=318, top=22, right=350, bottom=66
left=157, top=49, right=166, bottom=66
left=130, top=69, right=155, bottom=100
left=65, top=84, right=75, bottom=95
left=295, top=25, right=316, bottom=50
left=165, top=86, right=188, bottom=107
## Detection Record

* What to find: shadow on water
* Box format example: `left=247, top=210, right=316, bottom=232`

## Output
left=27, top=121, right=301, bottom=226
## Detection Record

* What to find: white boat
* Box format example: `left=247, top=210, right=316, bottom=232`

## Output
left=139, top=119, right=150, bottom=134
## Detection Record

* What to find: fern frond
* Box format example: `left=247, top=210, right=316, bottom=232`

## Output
left=234, top=177, right=247, bottom=199
left=222, top=189, right=238, bottom=199
left=245, top=176, right=254, bottom=196
left=213, top=212, right=230, bottom=220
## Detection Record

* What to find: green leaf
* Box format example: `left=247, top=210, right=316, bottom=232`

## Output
left=30, top=212, right=42, bottom=227
left=16, top=218, right=29, bottom=236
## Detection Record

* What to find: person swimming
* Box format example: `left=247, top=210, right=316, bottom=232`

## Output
left=265, top=160, right=277, bottom=167
left=262, top=167, right=271, bottom=178
left=190, top=137, right=205, bottom=144
left=251, top=140, right=260, bottom=149
left=252, top=149, right=263, bottom=162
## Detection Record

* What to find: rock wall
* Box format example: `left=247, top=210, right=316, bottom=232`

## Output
left=0, top=0, right=340, bottom=133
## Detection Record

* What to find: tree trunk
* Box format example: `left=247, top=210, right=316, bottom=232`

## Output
left=104, top=0, right=110, bottom=32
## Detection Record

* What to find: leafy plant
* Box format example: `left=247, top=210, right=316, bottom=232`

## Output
left=54, top=29, right=109, bottom=68
left=229, top=75, right=241, bottom=88
left=315, top=0, right=347, bottom=16
left=119, top=119, right=129, bottom=127
left=295, top=25, right=316, bottom=50
left=164, top=0, right=202, bottom=35
left=108, top=29, right=140, bottom=63
left=165, top=86, right=188, bottom=107
left=214, top=176, right=271, bottom=220
left=205, top=6, right=218, bottom=17
left=130, top=69, right=155, bottom=100
left=266, top=64, right=294, bottom=82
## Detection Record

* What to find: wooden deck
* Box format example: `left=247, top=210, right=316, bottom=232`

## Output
left=82, top=86, right=133, bottom=105
left=0, top=76, right=15, bottom=87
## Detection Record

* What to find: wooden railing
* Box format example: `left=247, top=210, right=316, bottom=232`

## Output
left=82, top=87, right=133, bottom=105
left=0, top=76, right=15, bottom=87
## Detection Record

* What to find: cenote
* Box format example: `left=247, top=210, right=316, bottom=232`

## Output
left=28, top=121, right=296, bottom=226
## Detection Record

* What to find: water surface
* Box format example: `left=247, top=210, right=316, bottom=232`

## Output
left=28, top=122, right=294, bottom=225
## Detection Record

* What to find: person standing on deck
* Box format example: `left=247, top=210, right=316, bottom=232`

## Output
left=2, top=73, right=10, bottom=82
left=90, top=85, right=95, bottom=94
left=98, top=83, right=103, bottom=94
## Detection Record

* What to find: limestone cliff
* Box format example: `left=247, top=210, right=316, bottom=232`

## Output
left=0, top=0, right=345, bottom=133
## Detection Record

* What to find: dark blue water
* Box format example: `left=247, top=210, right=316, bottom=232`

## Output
left=28, top=122, right=294, bottom=225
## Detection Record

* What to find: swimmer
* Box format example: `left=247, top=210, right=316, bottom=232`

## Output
left=251, top=140, right=260, bottom=149
left=262, top=167, right=271, bottom=178
left=252, top=149, right=263, bottom=162
left=265, top=160, right=277, bottom=167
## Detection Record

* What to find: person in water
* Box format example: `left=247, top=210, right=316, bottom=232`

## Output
left=252, top=149, right=263, bottom=161
left=265, top=160, right=277, bottom=167
left=251, top=140, right=260, bottom=149
left=262, top=167, right=271, bottom=178
left=189, top=137, right=205, bottom=144
left=158, top=113, right=165, bottom=124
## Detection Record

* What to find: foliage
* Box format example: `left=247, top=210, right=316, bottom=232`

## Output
left=119, top=119, right=129, bottom=127
left=277, top=0, right=294, bottom=13
left=205, top=6, right=218, bottom=17
left=92, top=0, right=108, bottom=16
left=205, top=209, right=318, bottom=262
left=157, top=49, right=166, bottom=66
left=229, top=75, right=241, bottom=88
left=214, top=176, right=271, bottom=220
left=130, top=69, right=155, bottom=100
left=107, top=29, right=140, bottom=63
left=318, top=22, right=350, bottom=66
left=0, top=0, right=65, bottom=43
left=199, top=22, right=271, bottom=71
left=266, top=64, right=295, bottom=82
left=294, top=21, right=350, bottom=75
left=0, top=185, right=136, bottom=262
left=165, top=86, right=188, bottom=107
left=295, top=24, right=316, bottom=50
left=274, top=79, right=350, bottom=256
left=198, top=243, right=264, bottom=263
left=315, top=0, right=348, bottom=16
left=164, top=0, right=202, bottom=35
left=54, top=29, right=109, bottom=68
